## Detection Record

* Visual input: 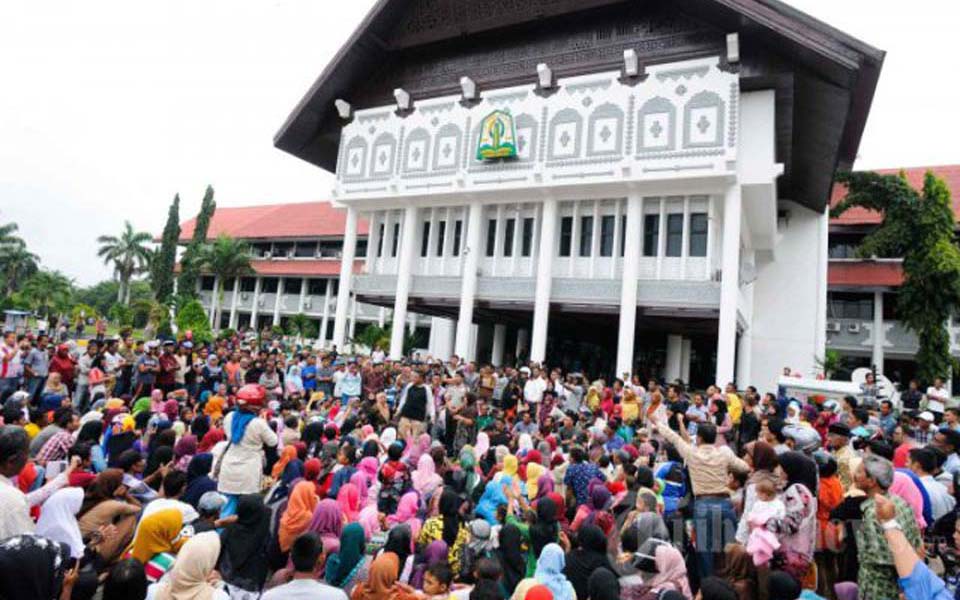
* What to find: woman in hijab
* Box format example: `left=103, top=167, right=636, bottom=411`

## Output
left=571, top=481, right=612, bottom=532
left=197, top=429, right=225, bottom=453
left=337, top=482, right=363, bottom=522
left=587, top=568, right=620, bottom=600
left=105, top=416, right=138, bottom=468
left=409, top=540, right=449, bottom=590
left=411, top=454, right=443, bottom=501
left=642, top=544, right=692, bottom=598
left=386, top=492, right=422, bottom=540
left=453, top=392, right=478, bottom=455
left=720, top=543, right=756, bottom=600
left=271, top=445, right=298, bottom=480
left=406, top=433, right=432, bottom=467
left=525, top=462, right=546, bottom=501
left=218, top=494, right=270, bottom=597
left=172, top=435, right=198, bottom=473
left=769, top=451, right=819, bottom=583
left=417, top=488, right=468, bottom=574
left=149, top=532, right=228, bottom=600
left=497, top=523, right=527, bottom=597
left=310, top=498, right=346, bottom=556
left=359, top=505, right=383, bottom=545
left=458, top=445, right=480, bottom=496
left=36, top=487, right=86, bottom=560
left=380, top=524, right=414, bottom=583
left=476, top=474, right=513, bottom=524
left=77, top=469, right=141, bottom=564
left=278, top=481, right=319, bottom=554
left=0, top=535, right=72, bottom=600
left=181, top=454, right=216, bottom=509
left=350, top=552, right=419, bottom=600
left=563, top=524, right=614, bottom=600
left=326, top=523, right=371, bottom=595
left=533, top=544, right=575, bottom=600
left=128, top=509, right=186, bottom=581
left=77, top=420, right=106, bottom=473
left=736, top=441, right=780, bottom=544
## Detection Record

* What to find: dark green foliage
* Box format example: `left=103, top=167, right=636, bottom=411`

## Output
left=833, top=170, right=960, bottom=383
left=178, top=186, right=216, bottom=299
left=153, top=194, right=180, bottom=302
left=175, top=299, right=213, bottom=344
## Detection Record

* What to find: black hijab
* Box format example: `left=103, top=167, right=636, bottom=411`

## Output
left=778, top=451, right=818, bottom=495
left=530, top=496, right=559, bottom=559
left=497, top=523, right=526, bottom=596
left=143, top=445, right=174, bottom=478
left=105, top=431, right=136, bottom=466
left=0, top=535, right=70, bottom=600
left=382, top=524, right=412, bottom=574
left=77, top=420, right=103, bottom=445
left=587, top=567, right=621, bottom=600
left=564, top=525, right=615, bottom=600
left=219, top=494, right=271, bottom=590
left=439, top=487, right=462, bottom=547
left=362, top=440, right=379, bottom=459
left=181, top=453, right=216, bottom=509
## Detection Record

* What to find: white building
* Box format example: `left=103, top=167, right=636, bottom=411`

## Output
left=273, top=0, right=883, bottom=392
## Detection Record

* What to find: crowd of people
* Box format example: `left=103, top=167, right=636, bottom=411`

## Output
left=2, top=326, right=960, bottom=600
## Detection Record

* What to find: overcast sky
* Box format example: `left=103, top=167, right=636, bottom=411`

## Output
left=1, top=1, right=956, bottom=286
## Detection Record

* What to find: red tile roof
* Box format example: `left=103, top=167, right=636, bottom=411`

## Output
left=178, top=201, right=369, bottom=241
left=830, top=165, right=960, bottom=226
left=828, top=260, right=904, bottom=287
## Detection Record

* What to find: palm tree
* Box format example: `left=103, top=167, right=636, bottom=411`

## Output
left=200, top=235, right=252, bottom=329
left=21, top=270, right=74, bottom=321
left=0, top=219, right=26, bottom=250
left=97, top=221, right=153, bottom=305
left=0, top=243, right=39, bottom=296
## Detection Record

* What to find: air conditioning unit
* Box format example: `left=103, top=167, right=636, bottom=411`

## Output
left=847, top=323, right=861, bottom=334
left=304, top=300, right=312, bottom=310
left=257, top=297, right=266, bottom=307
left=263, top=251, right=272, bottom=259
left=826, top=321, right=841, bottom=333
left=287, top=251, right=295, bottom=258
left=240, top=292, right=249, bottom=301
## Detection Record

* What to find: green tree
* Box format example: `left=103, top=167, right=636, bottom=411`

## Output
left=108, top=303, right=134, bottom=327
left=175, top=299, right=214, bottom=344
left=198, top=235, right=252, bottom=329
left=97, top=221, right=153, bottom=305
left=832, top=170, right=960, bottom=383
left=178, top=185, right=216, bottom=299
left=0, top=243, right=39, bottom=296
left=153, top=194, right=181, bottom=302
left=21, top=270, right=74, bottom=321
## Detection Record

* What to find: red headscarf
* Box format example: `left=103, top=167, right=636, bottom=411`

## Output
left=198, top=429, right=225, bottom=452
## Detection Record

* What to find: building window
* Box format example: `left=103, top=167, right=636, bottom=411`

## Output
left=436, top=221, right=446, bottom=257
left=391, top=223, right=400, bottom=257
left=307, top=279, right=326, bottom=295
left=240, top=277, right=257, bottom=292
left=318, top=240, right=343, bottom=258
left=829, top=233, right=864, bottom=259
left=294, top=242, right=316, bottom=257
left=284, top=278, right=302, bottom=295
left=643, top=215, right=659, bottom=257
left=376, top=224, right=385, bottom=257
left=485, top=219, right=497, bottom=257
left=620, top=215, right=627, bottom=257
left=200, top=276, right=215, bottom=291
left=599, top=215, right=615, bottom=257
left=273, top=242, right=293, bottom=257
left=665, top=214, right=683, bottom=257
left=827, top=292, right=873, bottom=320
left=559, top=216, right=573, bottom=257
left=355, top=240, right=367, bottom=258
left=421, top=221, right=431, bottom=257
left=453, top=220, right=462, bottom=256
left=579, top=216, right=593, bottom=257
left=260, top=277, right=279, bottom=294
left=689, top=212, right=708, bottom=257
left=521, top=217, right=534, bottom=257
left=503, top=218, right=516, bottom=257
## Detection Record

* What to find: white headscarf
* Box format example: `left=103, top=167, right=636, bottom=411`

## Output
left=380, top=427, right=397, bottom=449
left=35, top=487, right=84, bottom=559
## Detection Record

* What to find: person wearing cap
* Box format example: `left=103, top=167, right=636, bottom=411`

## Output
left=76, top=339, right=100, bottom=411
left=133, top=340, right=160, bottom=399
left=913, top=411, right=936, bottom=446
left=215, top=383, right=277, bottom=516
left=827, top=422, right=855, bottom=490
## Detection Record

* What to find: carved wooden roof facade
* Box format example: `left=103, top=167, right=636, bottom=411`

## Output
left=274, top=0, right=884, bottom=211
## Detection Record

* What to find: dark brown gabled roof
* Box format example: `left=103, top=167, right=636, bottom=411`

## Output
left=275, top=0, right=883, bottom=212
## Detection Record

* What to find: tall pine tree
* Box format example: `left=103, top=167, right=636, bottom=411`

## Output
left=152, top=194, right=180, bottom=302
left=177, top=185, right=216, bottom=299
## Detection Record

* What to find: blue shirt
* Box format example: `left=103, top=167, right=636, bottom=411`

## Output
left=899, top=561, right=953, bottom=600
left=563, top=462, right=605, bottom=505
left=341, top=372, right=362, bottom=397
left=301, top=365, right=317, bottom=391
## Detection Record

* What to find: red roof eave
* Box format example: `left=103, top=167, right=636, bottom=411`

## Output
left=828, top=260, right=904, bottom=288
left=173, top=259, right=364, bottom=277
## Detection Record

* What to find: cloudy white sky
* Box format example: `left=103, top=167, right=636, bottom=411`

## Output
left=0, top=1, right=956, bottom=286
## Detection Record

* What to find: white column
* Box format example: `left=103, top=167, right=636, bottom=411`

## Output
left=272, top=278, right=284, bottom=326
left=531, top=197, right=558, bottom=363
left=680, top=196, right=690, bottom=279
left=814, top=209, right=829, bottom=362
left=716, top=184, right=742, bottom=386
left=611, top=198, right=622, bottom=278
left=665, top=334, right=683, bottom=382
left=320, top=279, right=332, bottom=344
left=516, top=328, right=530, bottom=360
left=873, top=291, right=884, bottom=374
left=681, top=338, right=692, bottom=384
left=616, top=192, right=643, bottom=377
left=349, top=295, right=358, bottom=342
left=228, top=277, right=240, bottom=329
left=492, top=324, right=507, bottom=366
left=429, top=317, right=455, bottom=360
left=656, top=197, right=666, bottom=279
left=737, top=329, right=752, bottom=388
left=589, top=199, right=600, bottom=278
left=365, top=211, right=380, bottom=273
left=390, top=206, right=418, bottom=359
left=378, top=307, right=386, bottom=328
left=298, top=277, right=308, bottom=313
left=249, top=277, right=262, bottom=332
left=408, top=312, right=417, bottom=335
left=332, top=207, right=359, bottom=348
left=455, top=202, right=485, bottom=358
left=209, top=275, right=220, bottom=328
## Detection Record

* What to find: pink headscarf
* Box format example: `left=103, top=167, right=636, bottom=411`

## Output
left=358, top=457, right=379, bottom=479
left=336, top=482, right=361, bottom=522
left=889, top=471, right=927, bottom=530
left=162, top=398, right=179, bottom=421
left=646, top=545, right=692, bottom=598
left=411, top=455, right=442, bottom=496
left=349, top=471, right=370, bottom=510
left=407, top=433, right=432, bottom=465
left=358, top=505, right=381, bottom=540
left=386, top=491, right=422, bottom=541
left=308, top=499, right=344, bottom=554
left=474, top=432, right=490, bottom=461
left=150, top=389, right=164, bottom=413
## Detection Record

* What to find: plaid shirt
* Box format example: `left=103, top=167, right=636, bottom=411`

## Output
left=35, top=431, right=73, bottom=466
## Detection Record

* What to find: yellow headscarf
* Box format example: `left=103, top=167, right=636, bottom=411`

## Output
left=503, top=454, right=518, bottom=478
left=129, top=509, right=185, bottom=563
left=525, top=462, right=545, bottom=500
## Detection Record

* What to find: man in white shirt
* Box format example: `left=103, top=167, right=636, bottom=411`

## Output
left=523, top=366, right=546, bottom=409
left=0, top=331, right=20, bottom=397
left=910, top=447, right=956, bottom=521
left=927, top=377, right=950, bottom=420
left=0, top=426, right=77, bottom=539
left=261, top=532, right=347, bottom=600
